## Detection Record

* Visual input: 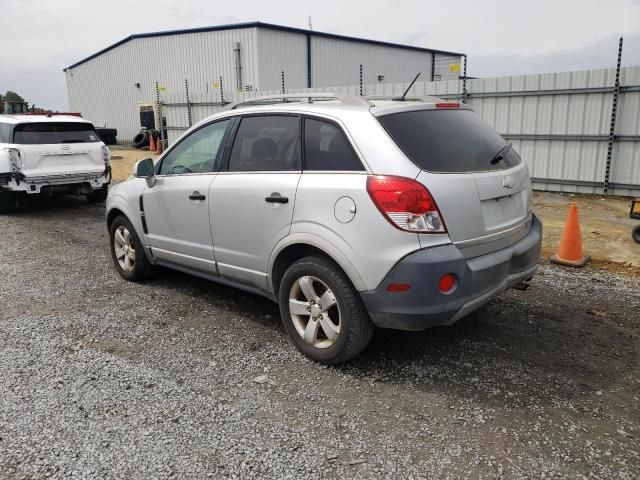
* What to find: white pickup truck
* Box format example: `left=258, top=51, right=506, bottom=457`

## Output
left=0, top=114, right=111, bottom=212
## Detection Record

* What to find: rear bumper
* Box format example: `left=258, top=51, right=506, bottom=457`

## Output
left=360, top=214, right=542, bottom=331
left=1, top=167, right=111, bottom=193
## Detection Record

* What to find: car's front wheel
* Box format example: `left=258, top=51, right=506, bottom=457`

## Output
left=109, top=215, right=155, bottom=281
left=278, top=256, right=374, bottom=364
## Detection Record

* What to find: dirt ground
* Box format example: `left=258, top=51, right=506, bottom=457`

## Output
left=535, top=192, right=639, bottom=270
left=1, top=195, right=639, bottom=479
left=108, top=146, right=158, bottom=182
left=109, top=146, right=640, bottom=272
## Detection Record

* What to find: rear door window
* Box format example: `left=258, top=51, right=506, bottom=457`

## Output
left=304, top=118, right=363, bottom=171
left=227, top=115, right=301, bottom=172
left=377, top=109, right=521, bottom=173
left=13, top=122, right=100, bottom=144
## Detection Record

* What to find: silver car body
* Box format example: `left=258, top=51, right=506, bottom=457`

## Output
left=107, top=95, right=541, bottom=330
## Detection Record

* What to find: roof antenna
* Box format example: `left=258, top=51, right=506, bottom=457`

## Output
left=396, top=72, right=421, bottom=101
left=308, top=16, right=313, bottom=30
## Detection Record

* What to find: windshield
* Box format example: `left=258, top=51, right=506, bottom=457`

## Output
left=13, top=122, right=100, bottom=144
left=377, top=109, right=521, bottom=173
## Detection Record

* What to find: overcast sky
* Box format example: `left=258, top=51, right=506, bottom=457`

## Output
left=2, top=0, right=639, bottom=111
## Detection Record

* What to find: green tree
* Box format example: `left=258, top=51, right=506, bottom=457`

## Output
left=3, top=91, right=25, bottom=102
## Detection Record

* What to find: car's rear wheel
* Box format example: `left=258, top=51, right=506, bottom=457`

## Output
left=278, top=256, right=374, bottom=364
left=87, top=185, right=108, bottom=203
left=0, top=190, right=18, bottom=214
left=109, top=215, right=154, bottom=281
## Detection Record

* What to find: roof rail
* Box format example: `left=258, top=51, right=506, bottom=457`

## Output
left=223, top=93, right=371, bottom=110
left=364, top=95, right=446, bottom=103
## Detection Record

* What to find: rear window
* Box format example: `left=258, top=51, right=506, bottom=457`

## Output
left=377, top=109, right=521, bottom=173
left=13, top=122, right=99, bottom=144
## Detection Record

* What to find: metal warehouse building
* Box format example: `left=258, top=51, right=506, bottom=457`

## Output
left=64, top=22, right=463, bottom=141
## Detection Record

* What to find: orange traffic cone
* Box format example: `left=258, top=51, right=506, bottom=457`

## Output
left=156, top=137, right=163, bottom=154
left=550, top=202, right=590, bottom=267
left=149, top=132, right=156, bottom=152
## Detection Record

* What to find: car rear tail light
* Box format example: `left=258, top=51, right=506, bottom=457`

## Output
left=438, top=273, right=458, bottom=294
left=8, top=148, right=22, bottom=171
left=102, top=145, right=110, bottom=165
left=435, top=103, right=460, bottom=109
left=366, top=175, right=446, bottom=233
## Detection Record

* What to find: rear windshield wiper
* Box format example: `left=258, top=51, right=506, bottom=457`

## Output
left=490, top=143, right=513, bottom=165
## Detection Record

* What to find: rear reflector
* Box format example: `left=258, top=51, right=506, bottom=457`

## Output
left=438, top=273, right=458, bottom=294
left=386, top=283, right=411, bottom=292
left=435, top=102, right=460, bottom=109
left=366, top=175, right=446, bottom=233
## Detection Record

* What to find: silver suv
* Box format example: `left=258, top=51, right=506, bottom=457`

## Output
left=106, top=94, right=541, bottom=363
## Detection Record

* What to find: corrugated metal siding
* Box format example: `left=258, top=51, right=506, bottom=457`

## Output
left=66, top=27, right=259, bottom=142
left=610, top=67, right=640, bottom=197
left=463, top=68, right=640, bottom=196
left=160, top=66, right=639, bottom=197
left=66, top=27, right=464, bottom=142
left=256, top=28, right=308, bottom=91
left=310, top=36, right=435, bottom=90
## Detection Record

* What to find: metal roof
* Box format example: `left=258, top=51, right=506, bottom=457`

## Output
left=64, top=21, right=464, bottom=71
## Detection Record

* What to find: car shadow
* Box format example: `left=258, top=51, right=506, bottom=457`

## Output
left=10, top=194, right=104, bottom=217
left=336, top=288, right=638, bottom=406
left=146, top=268, right=637, bottom=406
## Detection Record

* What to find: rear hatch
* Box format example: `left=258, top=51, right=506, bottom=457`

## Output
left=377, top=107, right=532, bottom=252
left=13, top=122, right=105, bottom=177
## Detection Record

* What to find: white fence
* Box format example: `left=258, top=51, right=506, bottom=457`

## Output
left=158, top=66, right=640, bottom=197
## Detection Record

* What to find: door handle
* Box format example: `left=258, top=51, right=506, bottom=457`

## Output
left=189, top=191, right=206, bottom=201
left=265, top=194, right=289, bottom=204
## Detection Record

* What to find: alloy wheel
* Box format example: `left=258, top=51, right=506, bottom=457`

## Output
left=113, top=225, right=135, bottom=272
left=288, top=275, right=341, bottom=349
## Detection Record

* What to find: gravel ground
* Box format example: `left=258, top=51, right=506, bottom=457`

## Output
left=1, top=195, right=639, bottom=479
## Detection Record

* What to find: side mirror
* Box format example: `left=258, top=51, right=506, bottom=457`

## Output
left=133, top=158, right=156, bottom=187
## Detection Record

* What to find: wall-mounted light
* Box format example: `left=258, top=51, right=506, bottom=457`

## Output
left=134, top=82, right=141, bottom=88
left=378, top=75, right=385, bottom=81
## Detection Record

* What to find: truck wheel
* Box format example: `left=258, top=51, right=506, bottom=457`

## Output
left=633, top=225, right=640, bottom=244
left=0, top=191, right=18, bottom=214
left=87, top=186, right=108, bottom=203
left=278, top=256, right=374, bottom=364
left=109, top=215, right=155, bottom=281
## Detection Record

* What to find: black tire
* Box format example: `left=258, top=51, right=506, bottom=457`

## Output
left=133, top=131, right=149, bottom=148
left=0, top=190, right=18, bottom=214
left=109, top=215, right=155, bottom=281
left=278, top=255, right=374, bottom=364
left=87, top=185, right=108, bottom=203
left=633, top=225, right=640, bottom=244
